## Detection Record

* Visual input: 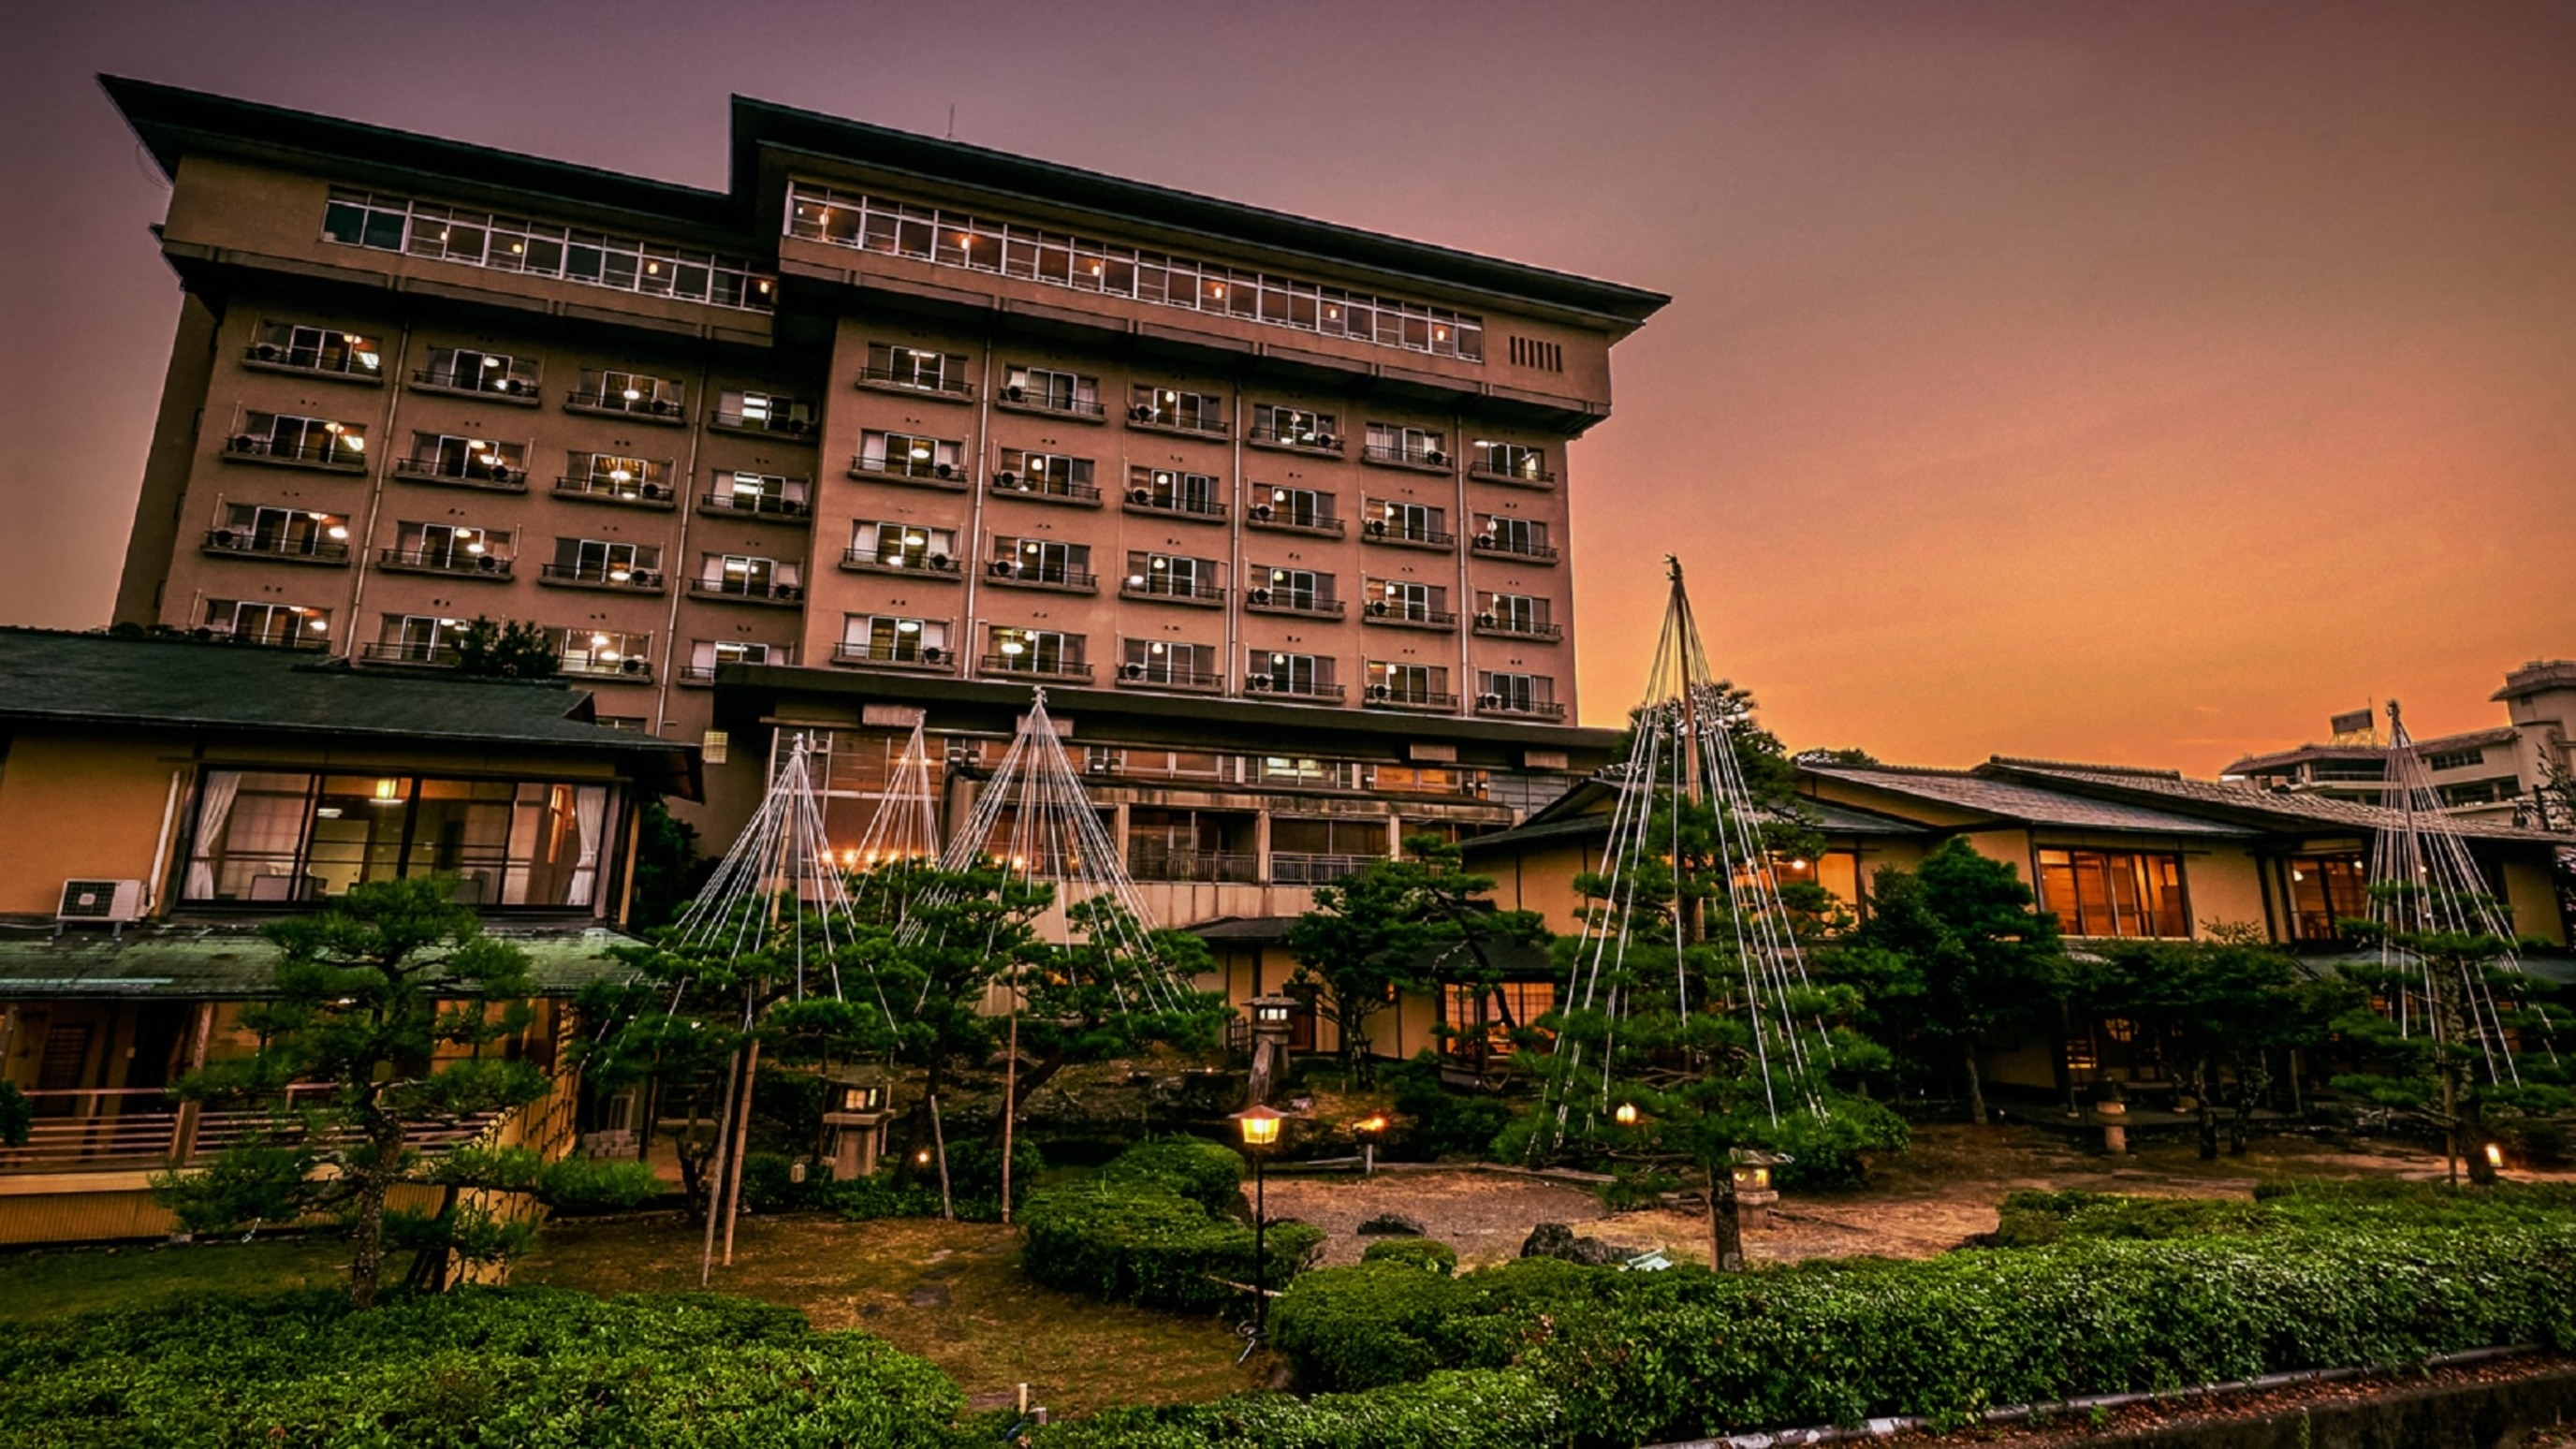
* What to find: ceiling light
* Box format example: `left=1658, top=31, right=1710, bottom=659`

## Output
left=622, top=388, right=642, bottom=402
left=327, top=525, right=348, bottom=540
left=897, top=620, right=921, bottom=633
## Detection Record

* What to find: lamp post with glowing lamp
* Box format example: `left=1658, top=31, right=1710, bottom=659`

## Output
left=1231, top=1103, right=1284, bottom=1329
left=1354, top=1114, right=1387, bottom=1175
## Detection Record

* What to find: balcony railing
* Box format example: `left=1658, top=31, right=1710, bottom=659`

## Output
left=376, top=546, right=513, bottom=579
left=1111, top=664, right=1225, bottom=692
left=0, top=1085, right=499, bottom=1175
left=1123, top=404, right=1229, bottom=438
left=412, top=366, right=540, bottom=402
left=981, top=653, right=1092, bottom=681
left=1362, top=442, right=1452, bottom=472
left=361, top=640, right=462, bottom=667
left=1361, top=520, right=1455, bottom=550
left=553, top=476, right=678, bottom=508
left=709, top=408, right=818, bottom=437
left=1365, top=686, right=1459, bottom=711
left=1473, top=615, right=1562, bottom=640
left=832, top=641, right=956, bottom=671
left=1248, top=424, right=1344, bottom=455
left=849, top=455, right=970, bottom=488
left=1245, top=506, right=1343, bottom=536
left=997, top=386, right=1105, bottom=419
left=988, top=473, right=1102, bottom=505
left=539, top=562, right=666, bottom=592
left=841, top=549, right=964, bottom=579
left=984, top=563, right=1097, bottom=593
left=222, top=433, right=367, bottom=472
left=1121, top=489, right=1227, bottom=522
left=1361, top=603, right=1456, bottom=630
left=242, top=342, right=382, bottom=383
left=201, top=529, right=349, bottom=564
left=1127, top=848, right=1260, bottom=884
left=1244, top=591, right=1343, bottom=618
left=688, top=576, right=804, bottom=605
left=696, top=489, right=812, bottom=521
left=1270, top=852, right=1380, bottom=886
left=201, top=627, right=330, bottom=651
left=564, top=390, right=688, bottom=424
left=559, top=656, right=656, bottom=682
left=1242, top=678, right=1344, bottom=702
left=1472, top=534, right=1558, bottom=563
left=856, top=366, right=974, bottom=398
left=1471, top=461, right=1556, bottom=488
left=677, top=661, right=777, bottom=686
left=1119, top=576, right=1224, bottom=606
left=1476, top=695, right=1566, bottom=720
left=394, top=457, right=527, bottom=490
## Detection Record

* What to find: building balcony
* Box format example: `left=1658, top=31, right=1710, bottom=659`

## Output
left=1362, top=443, right=1453, bottom=474
left=1269, top=852, right=1378, bottom=886
left=411, top=366, right=540, bottom=404
left=1244, top=507, right=1342, bottom=537
left=1473, top=615, right=1562, bottom=641
left=375, top=547, right=514, bottom=581
left=1119, top=577, right=1224, bottom=607
left=538, top=563, right=666, bottom=593
left=832, top=642, right=957, bottom=672
left=988, top=474, right=1102, bottom=506
left=856, top=367, right=975, bottom=401
left=1134, top=850, right=1263, bottom=884
left=1361, top=603, right=1456, bottom=631
left=1471, top=534, right=1559, bottom=564
left=981, top=654, right=1093, bottom=683
left=1360, top=520, right=1454, bottom=552
left=221, top=434, right=367, bottom=474
left=696, top=490, right=812, bottom=523
left=687, top=577, right=805, bottom=607
left=1242, top=678, right=1344, bottom=703
left=984, top=563, right=1097, bottom=594
left=553, top=476, right=678, bottom=509
left=841, top=549, right=964, bottom=581
left=1475, top=695, right=1566, bottom=721
left=393, top=458, right=528, bottom=492
left=1110, top=663, right=1225, bottom=693
left=996, top=387, right=1105, bottom=423
left=708, top=409, right=819, bottom=439
left=1248, top=425, right=1343, bottom=457
left=200, top=530, right=349, bottom=566
left=559, top=656, right=657, bottom=684
left=1471, top=461, right=1556, bottom=489
left=360, top=640, right=461, bottom=668
left=849, top=456, right=970, bottom=490
left=1122, top=405, right=1229, bottom=440
left=1364, top=686, right=1459, bottom=712
left=564, top=391, right=688, bottom=425
left=1243, top=591, right=1343, bottom=619
left=200, top=627, right=330, bottom=651
left=1121, top=490, right=1227, bottom=523
left=242, top=343, right=381, bottom=386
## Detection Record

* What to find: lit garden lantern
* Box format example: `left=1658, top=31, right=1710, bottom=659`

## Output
left=1730, top=1149, right=1784, bottom=1222
left=1231, top=1104, right=1286, bottom=1330
left=1246, top=995, right=1298, bottom=1105
left=1354, top=1113, right=1387, bottom=1176
left=1614, top=1101, right=1640, bottom=1128
left=823, top=1078, right=893, bottom=1179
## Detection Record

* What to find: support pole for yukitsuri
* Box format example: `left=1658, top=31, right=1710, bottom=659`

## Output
left=1535, top=556, right=1835, bottom=1270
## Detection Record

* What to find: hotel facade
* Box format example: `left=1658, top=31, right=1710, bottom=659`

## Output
left=103, top=78, right=1664, bottom=918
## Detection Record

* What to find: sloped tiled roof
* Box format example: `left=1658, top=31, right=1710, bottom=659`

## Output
left=0, top=921, right=639, bottom=1000
left=1987, top=761, right=2569, bottom=844
left=1804, top=765, right=2262, bottom=837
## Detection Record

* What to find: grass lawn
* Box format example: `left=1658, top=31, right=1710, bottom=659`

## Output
left=0, top=1237, right=350, bottom=1321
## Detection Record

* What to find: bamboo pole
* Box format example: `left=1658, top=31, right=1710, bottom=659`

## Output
left=929, top=1090, right=955, bottom=1221
left=698, top=1047, right=742, bottom=1287
left=1000, top=981, right=1021, bottom=1225
left=722, top=1037, right=760, bottom=1266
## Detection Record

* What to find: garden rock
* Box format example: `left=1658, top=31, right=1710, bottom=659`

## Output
left=1356, top=1212, right=1428, bottom=1237
left=1519, top=1221, right=1640, bottom=1266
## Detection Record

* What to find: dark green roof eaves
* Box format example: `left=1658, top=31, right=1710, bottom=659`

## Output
left=0, top=922, right=639, bottom=1000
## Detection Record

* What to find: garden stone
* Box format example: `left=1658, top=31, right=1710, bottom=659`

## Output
left=1356, top=1212, right=1428, bottom=1237
left=1520, top=1221, right=1639, bottom=1266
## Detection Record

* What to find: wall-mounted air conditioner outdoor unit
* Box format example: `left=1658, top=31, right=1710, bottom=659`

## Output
left=57, top=878, right=144, bottom=936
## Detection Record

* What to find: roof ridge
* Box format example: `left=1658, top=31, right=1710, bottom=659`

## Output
left=1988, top=756, right=2186, bottom=779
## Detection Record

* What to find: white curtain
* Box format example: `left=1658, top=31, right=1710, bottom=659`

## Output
left=182, top=771, right=243, bottom=900
left=565, top=785, right=608, bottom=906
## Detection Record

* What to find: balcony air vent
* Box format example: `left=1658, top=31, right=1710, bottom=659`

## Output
left=57, top=878, right=144, bottom=936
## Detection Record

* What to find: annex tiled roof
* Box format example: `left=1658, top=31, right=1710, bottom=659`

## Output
left=0, top=922, right=638, bottom=1000
left=1986, top=761, right=2569, bottom=844
left=1803, top=765, right=2262, bottom=837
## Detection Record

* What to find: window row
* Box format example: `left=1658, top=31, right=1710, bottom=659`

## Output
left=323, top=190, right=775, bottom=312
left=806, top=729, right=1497, bottom=803
left=790, top=184, right=1482, bottom=360
left=182, top=768, right=614, bottom=907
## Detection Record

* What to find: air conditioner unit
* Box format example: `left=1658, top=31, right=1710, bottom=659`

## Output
left=1366, top=601, right=1389, bottom=616
left=929, top=554, right=957, bottom=572
left=1479, top=694, right=1502, bottom=709
left=229, top=433, right=261, bottom=453
left=922, top=646, right=948, bottom=664
left=1475, top=612, right=1497, bottom=628
left=1128, top=405, right=1151, bottom=422
left=489, top=465, right=515, bottom=484
left=653, top=399, right=681, bottom=416
left=1120, top=663, right=1146, bottom=680
left=1367, top=684, right=1391, bottom=700
left=209, top=529, right=238, bottom=549
left=477, top=555, right=502, bottom=572
left=1425, top=449, right=1446, bottom=467
left=989, top=560, right=1016, bottom=577
left=1365, top=520, right=1388, bottom=535
left=1314, top=433, right=1339, bottom=450
left=1245, top=676, right=1271, bottom=691
left=1250, top=504, right=1275, bottom=520
left=1004, top=385, right=1027, bottom=402
left=58, top=879, right=144, bottom=935
left=252, top=342, right=283, bottom=361
left=1471, top=534, right=1496, bottom=549
left=1248, top=588, right=1272, bottom=606
left=1128, top=488, right=1152, bottom=505
left=621, top=657, right=647, bottom=675
left=934, top=462, right=958, bottom=479
left=641, top=482, right=667, bottom=499
left=994, top=471, right=1018, bottom=487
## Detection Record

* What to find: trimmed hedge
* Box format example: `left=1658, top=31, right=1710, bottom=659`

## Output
left=1020, top=1138, right=1321, bottom=1313
left=1358, top=1237, right=1457, bottom=1277
left=0, top=1287, right=964, bottom=1448
left=1032, top=1368, right=1561, bottom=1449
left=1269, top=1256, right=1615, bottom=1393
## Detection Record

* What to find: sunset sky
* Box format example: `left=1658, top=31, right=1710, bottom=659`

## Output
left=7, top=1, right=2569, bottom=771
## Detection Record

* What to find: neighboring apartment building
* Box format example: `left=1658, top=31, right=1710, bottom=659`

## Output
left=102, top=78, right=1662, bottom=886
left=2222, top=660, right=2576, bottom=825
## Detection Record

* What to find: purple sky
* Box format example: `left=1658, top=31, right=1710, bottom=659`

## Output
left=9, top=0, right=2572, bottom=768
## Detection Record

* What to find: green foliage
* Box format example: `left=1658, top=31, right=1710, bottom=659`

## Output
left=534, top=1156, right=664, bottom=1215
left=1101, top=1134, right=1244, bottom=1214
left=1032, top=1368, right=1563, bottom=1449
left=0, top=1080, right=29, bottom=1149
left=1019, top=1142, right=1319, bottom=1312
left=1990, top=1190, right=2281, bottom=1247
left=0, top=1288, right=965, bottom=1448
left=1359, top=1238, right=1457, bottom=1276
left=151, top=878, right=548, bottom=1306
left=1764, top=1095, right=1911, bottom=1189
left=447, top=616, right=561, bottom=679
left=1010, top=896, right=1234, bottom=1105
left=623, top=798, right=702, bottom=930
left=1383, top=1055, right=1516, bottom=1162
left=1268, top=1256, right=1619, bottom=1393
left=1287, top=837, right=1551, bottom=1083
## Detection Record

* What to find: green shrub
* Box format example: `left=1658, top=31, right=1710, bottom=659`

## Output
left=1384, top=1055, right=1516, bottom=1162
left=1032, top=1367, right=1562, bottom=1449
left=1359, top=1238, right=1457, bottom=1276
left=1991, top=1190, right=2280, bottom=1247
left=1103, top=1134, right=1245, bottom=1213
left=536, top=1156, right=665, bottom=1215
left=1019, top=1175, right=1323, bottom=1314
left=1268, top=1256, right=1617, bottom=1393
left=1766, top=1094, right=1911, bottom=1189
left=0, top=1287, right=964, bottom=1447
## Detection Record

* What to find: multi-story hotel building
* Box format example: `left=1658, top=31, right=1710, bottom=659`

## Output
left=102, top=78, right=1665, bottom=917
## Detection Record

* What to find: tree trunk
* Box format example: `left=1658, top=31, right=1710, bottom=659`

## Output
left=346, top=1114, right=406, bottom=1309
left=1706, top=1164, right=1745, bottom=1272
left=1962, top=1041, right=1989, bottom=1126
left=2461, top=1092, right=2499, bottom=1186
left=2229, top=1058, right=2268, bottom=1156
left=2193, top=1061, right=2219, bottom=1161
